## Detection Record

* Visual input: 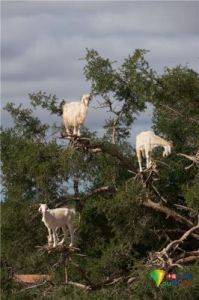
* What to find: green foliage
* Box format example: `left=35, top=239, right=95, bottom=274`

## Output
left=29, top=91, right=64, bottom=116
left=184, top=171, right=199, bottom=211
left=84, top=48, right=155, bottom=140
left=4, top=102, right=49, bottom=140
left=151, top=65, right=199, bottom=210
left=152, top=66, right=199, bottom=152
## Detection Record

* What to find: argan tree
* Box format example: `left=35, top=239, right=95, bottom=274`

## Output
left=1, top=49, right=199, bottom=300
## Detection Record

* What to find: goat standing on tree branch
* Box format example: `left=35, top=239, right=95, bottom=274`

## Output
left=39, top=204, right=76, bottom=248
left=63, top=94, right=91, bottom=137
left=136, top=131, right=173, bottom=172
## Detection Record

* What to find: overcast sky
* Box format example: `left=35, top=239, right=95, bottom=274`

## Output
left=1, top=1, right=199, bottom=140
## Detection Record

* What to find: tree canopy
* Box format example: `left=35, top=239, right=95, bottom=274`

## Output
left=1, top=49, right=199, bottom=300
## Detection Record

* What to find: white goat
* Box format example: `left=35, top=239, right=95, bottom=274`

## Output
left=136, top=131, right=173, bottom=172
left=63, top=94, right=91, bottom=136
left=39, top=204, right=76, bottom=248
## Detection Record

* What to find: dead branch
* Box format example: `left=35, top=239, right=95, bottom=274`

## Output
left=133, top=163, right=158, bottom=187
left=174, top=250, right=199, bottom=261
left=88, top=272, right=129, bottom=290
left=151, top=183, right=167, bottom=203
left=90, top=148, right=102, bottom=153
left=92, top=275, right=123, bottom=289
left=147, top=219, right=199, bottom=270
left=152, top=229, right=199, bottom=241
left=143, top=199, right=194, bottom=228
left=67, top=281, right=91, bottom=290
left=164, top=221, right=199, bottom=254
left=160, top=104, right=199, bottom=125
left=55, top=185, right=116, bottom=208
left=66, top=276, right=127, bottom=291
left=175, top=253, right=199, bottom=265
left=174, top=204, right=198, bottom=216
left=74, top=137, right=135, bottom=171
left=177, top=150, right=199, bottom=169
left=65, top=254, right=130, bottom=291
left=133, top=163, right=169, bottom=203
left=70, top=261, right=93, bottom=286
left=83, top=185, right=116, bottom=200
left=35, top=244, right=80, bottom=255
left=65, top=269, right=130, bottom=291
left=64, top=255, right=70, bottom=284
left=17, top=280, right=49, bottom=293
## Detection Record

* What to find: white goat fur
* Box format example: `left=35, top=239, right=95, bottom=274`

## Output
left=63, top=94, right=91, bottom=136
left=39, top=204, right=76, bottom=247
left=136, top=131, right=172, bottom=172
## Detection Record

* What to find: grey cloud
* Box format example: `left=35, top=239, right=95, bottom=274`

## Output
left=2, top=33, right=198, bottom=88
left=1, top=78, right=90, bottom=102
left=3, top=2, right=198, bottom=35
left=3, top=2, right=198, bottom=49
left=1, top=1, right=198, bottom=135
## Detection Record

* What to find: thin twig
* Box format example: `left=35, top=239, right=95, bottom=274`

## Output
left=17, top=281, right=48, bottom=293
left=164, top=222, right=199, bottom=253
left=143, top=199, right=194, bottom=228
left=174, top=204, right=197, bottom=215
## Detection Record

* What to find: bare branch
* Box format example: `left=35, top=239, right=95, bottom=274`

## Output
left=66, top=274, right=127, bottom=291
left=67, top=281, right=91, bottom=290
left=74, top=137, right=135, bottom=171
left=151, top=184, right=167, bottom=203
left=70, top=261, right=93, bottom=286
left=143, top=199, right=194, bottom=228
left=55, top=185, right=116, bottom=208
left=178, top=151, right=199, bottom=169
left=35, top=244, right=80, bottom=255
left=174, top=204, right=198, bottom=215
left=17, top=281, right=48, bottom=293
left=164, top=222, right=199, bottom=253
left=175, top=250, right=199, bottom=262
left=83, top=185, right=116, bottom=201
left=90, top=271, right=129, bottom=290
left=160, top=104, right=199, bottom=125
left=175, top=255, right=199, bottom=264
left=147, top=219, right=199, bottom=269
left=152, top=228, right=199, bottom=241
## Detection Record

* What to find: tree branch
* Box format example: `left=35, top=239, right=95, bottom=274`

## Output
left=160, top=104, right=199, bottom=125
left=17, top=281, right=49, bottom=293
left=147, top=218, right=199, bottom=269
left=66, top=272, right=130, bottom=291
left=152, top=229, right=199, bottom=241
left=164, top=221, right=199, bottom=254
left=143, top=198, right=194, bottom=228
left=74, top=137, right=135, bottom=171
left=174, top=204, right=198, bottom=215
left=55, top=185, right=116, bottom=208
left=67, top=281, right=91, bottom=290
left=177, top=151, right=199, bottom=169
